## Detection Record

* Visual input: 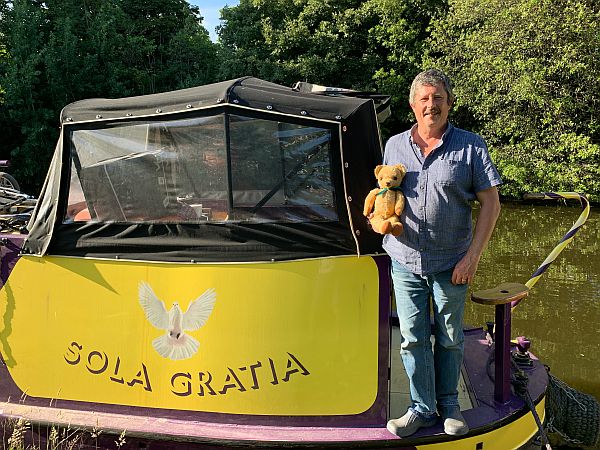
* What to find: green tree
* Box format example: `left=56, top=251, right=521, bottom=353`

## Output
left=162, top=7, right=218, bottom=90
left=261, top=0, right=384, bottom=89
left=368, top=0, right=447, bottom=133
left=217, top=0, right=446, bottom=134
left=426, top=0, right=600, bottom=202
left=43, top=0, right=144, bottom=103
left=118, top=0, right=217, bottom=93
left=217, top=0, right=301, bottom=83
left=0, top=0, right=54, bottom=187
left=0, top=30, right=19, bottom=161
left=219, top=0, right=395, bottom=87
left=0, top=0, right=218, bottom=191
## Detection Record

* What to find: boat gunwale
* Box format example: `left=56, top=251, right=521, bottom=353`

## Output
left=0, top=394, right=546, bottom=448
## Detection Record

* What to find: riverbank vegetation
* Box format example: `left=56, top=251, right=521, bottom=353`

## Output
left=0, top=0, right=598, bottom=202
left=2, top=417, right=126, bottom=449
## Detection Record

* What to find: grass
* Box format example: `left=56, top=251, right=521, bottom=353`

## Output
left=2, top=418, right=126, bottom=450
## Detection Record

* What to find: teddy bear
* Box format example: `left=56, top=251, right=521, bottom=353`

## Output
left=363, top=164, right=407, bottom=236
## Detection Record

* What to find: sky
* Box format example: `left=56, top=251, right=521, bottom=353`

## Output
left=188, top=0, right=240, bottom=42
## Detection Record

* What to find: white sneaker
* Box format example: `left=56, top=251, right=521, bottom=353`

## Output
left=387, top=409, right=437, bottom=437
left=442, top=410, right=469, bottom=436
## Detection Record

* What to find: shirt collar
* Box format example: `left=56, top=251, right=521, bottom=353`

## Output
left=409, top=122, right=454, bottom=156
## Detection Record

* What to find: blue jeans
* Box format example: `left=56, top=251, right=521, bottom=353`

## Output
left=391, top=259, right=467, bottom=418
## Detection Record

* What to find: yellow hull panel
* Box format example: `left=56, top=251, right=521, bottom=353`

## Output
left=0, top=255, right=381, bottom=416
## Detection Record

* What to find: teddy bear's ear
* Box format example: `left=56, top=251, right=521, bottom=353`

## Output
left=374, top=165, right=384, bottom=177
left=395, top=163, right=407, bottom=176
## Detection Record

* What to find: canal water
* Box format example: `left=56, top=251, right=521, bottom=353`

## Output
left=468, top=200, right=599, bottom=402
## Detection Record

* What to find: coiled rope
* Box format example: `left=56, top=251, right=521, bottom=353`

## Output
left=511, top=360, right=551, bottom=449
left=512, top=192, right=590, bottom=309
left=484, top=347, right=553, bottom=448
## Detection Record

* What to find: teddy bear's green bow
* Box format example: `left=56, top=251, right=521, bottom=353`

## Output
left=376, top=186, right=402, bottom=196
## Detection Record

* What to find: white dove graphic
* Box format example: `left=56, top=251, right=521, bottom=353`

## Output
left=138, top=281, right=217, bottom=360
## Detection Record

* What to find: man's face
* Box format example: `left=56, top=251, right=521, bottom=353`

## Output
left=410, top=83, right=452, bottom=130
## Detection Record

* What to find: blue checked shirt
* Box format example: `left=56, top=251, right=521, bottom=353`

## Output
left=382, top=123, right=502, bottom=275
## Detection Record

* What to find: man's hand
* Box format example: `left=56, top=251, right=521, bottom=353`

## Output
left=452, top=253, right=480, bottom=285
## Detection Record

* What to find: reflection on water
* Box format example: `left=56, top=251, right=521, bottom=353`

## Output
left=469, top=201, right=600, bottom=401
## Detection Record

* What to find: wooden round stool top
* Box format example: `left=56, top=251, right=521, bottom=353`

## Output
left=471, top=282, right=529, bottom=306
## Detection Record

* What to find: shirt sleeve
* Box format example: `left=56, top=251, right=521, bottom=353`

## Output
left=472, top=136, right=502, bottom=192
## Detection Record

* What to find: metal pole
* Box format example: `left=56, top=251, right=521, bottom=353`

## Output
left=494, top=303, right=512, bottom=403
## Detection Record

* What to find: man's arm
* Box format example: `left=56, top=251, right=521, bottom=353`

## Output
left=452, top=186, right=501, bottom=285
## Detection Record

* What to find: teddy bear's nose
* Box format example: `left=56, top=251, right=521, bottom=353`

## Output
left=385, top=181, right=391, bottom=187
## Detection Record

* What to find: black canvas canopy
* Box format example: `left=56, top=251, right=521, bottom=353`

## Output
left=24, top=77, right=385, bottom=262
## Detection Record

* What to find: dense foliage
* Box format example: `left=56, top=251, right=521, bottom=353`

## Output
left=0, top=0, right=598, bottom=202
left=0, top=0, right=217, bottom=190
left=426, top=0, right=600, bottom=201
left=218, top=0, right=445, bottom=136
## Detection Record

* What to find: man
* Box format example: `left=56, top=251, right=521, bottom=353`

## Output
left=383, top=69, right=502, bottom=437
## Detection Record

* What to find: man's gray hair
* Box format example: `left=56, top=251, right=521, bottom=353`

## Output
left=409, top=69, right=455, bottom=105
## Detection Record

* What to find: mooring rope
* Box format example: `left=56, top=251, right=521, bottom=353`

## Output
left=512, top=192, right=590, bottom=308
left=511, top=359, right=552, bottom=449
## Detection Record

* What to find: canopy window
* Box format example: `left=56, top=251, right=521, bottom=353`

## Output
left=65, top=113, right=338, bottom=225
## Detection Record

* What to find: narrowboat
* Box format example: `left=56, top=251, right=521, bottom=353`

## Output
left=0, top=77, right=553, bottom=449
